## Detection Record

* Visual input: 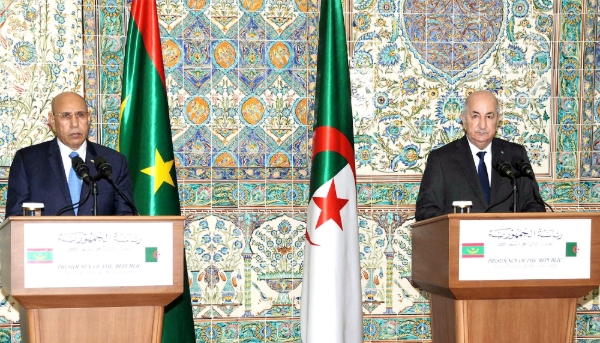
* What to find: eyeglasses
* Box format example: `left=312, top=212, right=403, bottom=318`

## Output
left=53, top=111, right=89, bottom=121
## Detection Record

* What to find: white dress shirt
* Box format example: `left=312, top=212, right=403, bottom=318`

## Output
left=466, top=140, right=492, bottom=186
left=57, top=139, right=87, bottom=180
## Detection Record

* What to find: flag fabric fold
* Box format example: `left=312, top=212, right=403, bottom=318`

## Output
left=119, top=1, right=195, bottom=342
left=300, top=0, right=363, bottom=340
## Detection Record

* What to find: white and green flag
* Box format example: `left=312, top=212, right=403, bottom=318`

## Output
left=300, top=0, right=363, bottom=340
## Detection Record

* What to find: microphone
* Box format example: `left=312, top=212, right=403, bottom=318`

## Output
left=94, top=156, right=113, bottom=181
left=71, top=156, right=92, bottom=183
left=511, top=156, right=534, bottom=179
left=493, top=160, right=515, bottom=180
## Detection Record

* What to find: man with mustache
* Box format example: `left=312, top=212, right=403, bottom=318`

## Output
left=415, top=90, right=545, bottom=221
left=6, top=91, right=135, bottom=217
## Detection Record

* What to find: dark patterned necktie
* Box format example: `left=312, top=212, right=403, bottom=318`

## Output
left=476, top=151, right=490, bottom=205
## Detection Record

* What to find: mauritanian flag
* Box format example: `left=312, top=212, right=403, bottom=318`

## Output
left=300, top=0, right=362, bottom=340
left=27, top=248, right=53, bottom=263
left=462, top=243, right=484, bottom=258
left=119, top=1, right=195, bottom=342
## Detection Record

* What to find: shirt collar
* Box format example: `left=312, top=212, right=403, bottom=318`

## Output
left=57, top=139, right=87, bottom=160
left=466, top=139, right=492, bottom=156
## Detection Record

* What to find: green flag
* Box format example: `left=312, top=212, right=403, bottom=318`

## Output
left=461, top=243, right=484, bottom=258
left=119, top=1, right=195, bottom=342
left=146, top=247, right=158, bottom=262
left=300, top=0, right=363, bottom=341
left=566, top=242, right=578, bottom=257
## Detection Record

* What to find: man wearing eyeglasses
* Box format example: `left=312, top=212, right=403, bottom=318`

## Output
left=5, top=91, right=135, bottom=217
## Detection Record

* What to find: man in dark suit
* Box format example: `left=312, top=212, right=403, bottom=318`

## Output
left=415, top=90, right=545, bottom=221
left=6, top=92, right=135, bottom=217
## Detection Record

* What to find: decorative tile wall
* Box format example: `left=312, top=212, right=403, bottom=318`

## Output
left=0, top=0, right=83, bottom=172
left=0, top=0, right=599, bottom=342
left=353, top=0, right=553, bottom=176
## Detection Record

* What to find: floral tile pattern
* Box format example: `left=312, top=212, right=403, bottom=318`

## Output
left=0, top=0, right=599, bottom=342
left=581, top=0, right=600, bottom=178
left=0, top=0, right=83, bottom=175
left=194, top=316, right=432, bottom=342
left=180, top=209, right=420, bottom=321
left=0, top=327, right=14, bottom=343
left=352, top=0, right=552, bottom=175
left=576, top=313, right=600, bottom=337
left=558, top=0, right=581, bottom=179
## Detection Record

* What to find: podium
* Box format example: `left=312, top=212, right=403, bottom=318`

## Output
left=0, top=216, right=185, bottom=343
left=411, top=213, right=600, bottom=343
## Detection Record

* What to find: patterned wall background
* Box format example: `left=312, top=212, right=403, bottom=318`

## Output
left=0, top=0, right=599, bottom=342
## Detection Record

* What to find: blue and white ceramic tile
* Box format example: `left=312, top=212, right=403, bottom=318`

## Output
left=0, top=0, right=600, bottom=341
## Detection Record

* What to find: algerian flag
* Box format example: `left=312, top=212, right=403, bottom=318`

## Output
left=300, top=0, right=363, bottom=340
left=119, top=1, right=195, bottom=342
left=566, top=242, right=578, bottom=257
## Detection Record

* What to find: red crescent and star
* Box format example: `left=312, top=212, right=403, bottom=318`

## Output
left=305, top=127, right=354, bottom=247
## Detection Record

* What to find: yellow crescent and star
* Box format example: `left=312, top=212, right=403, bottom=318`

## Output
left=466, top=247, right=481, bottom=254
left=32, top=252, right=49, bottom=260
left=141, top=149, right=175, bottom=193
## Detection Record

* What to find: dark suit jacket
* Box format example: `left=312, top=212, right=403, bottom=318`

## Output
left=6, top=138, right=135, bottom=217
left=415, top=136, right=546, bottom=221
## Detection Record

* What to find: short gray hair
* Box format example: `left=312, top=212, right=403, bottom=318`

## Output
left=462, top=90, right=500, bottom=117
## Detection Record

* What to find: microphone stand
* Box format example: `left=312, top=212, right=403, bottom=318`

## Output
left=512, top=178, right=517, bottom=213
left=92, top=175, right=100, bottom=216
left=92, top=181, right=98, bottom=216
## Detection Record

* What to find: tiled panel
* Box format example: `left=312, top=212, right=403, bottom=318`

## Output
left=557, top=0, right=582, bottom=179
left=178, top=209, right=419, bottom=321
left=0, top=0, right=599, bottom=342
left=194, top=316, right=432, bottom=342
left=582, top=0, right=600, bottom=178
left=0, top=0, right=84, bottom=171
left=352, top=0, right=553, bottom=176
left=0, top=327, right=14, bottom=343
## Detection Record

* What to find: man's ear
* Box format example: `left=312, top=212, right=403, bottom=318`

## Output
left=47, top=111, right=55, bottom=130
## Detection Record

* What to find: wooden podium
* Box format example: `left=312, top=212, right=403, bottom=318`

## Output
left=0, top=216, right=185, bottom=343
left=412, top=213, right=600, bottom=343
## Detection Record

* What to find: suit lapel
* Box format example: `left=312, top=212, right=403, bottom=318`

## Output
left=455, top=136, right=488, bottom=206
left=490, top=139, right=513, bottom=205
left=78, top=142, right=98, bottom=215
left=47, top=138, right=72, bottom=207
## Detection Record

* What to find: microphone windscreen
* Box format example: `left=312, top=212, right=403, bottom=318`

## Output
left=94, top=155, right=108, bottom=168
left=72, top=156, right=85, bottom=168
left=494, top=160, right=514, bottom=179
left=94, top=155, right=113, bottom=179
